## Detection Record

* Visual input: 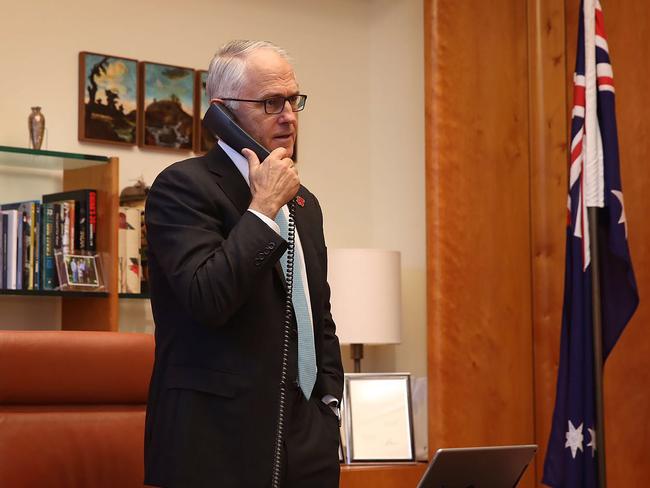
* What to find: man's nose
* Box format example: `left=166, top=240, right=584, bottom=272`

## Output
left=277, top=100, right=297, bottom=124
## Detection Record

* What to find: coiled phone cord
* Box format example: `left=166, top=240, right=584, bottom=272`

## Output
left=270, top=199, right=297, bottom=488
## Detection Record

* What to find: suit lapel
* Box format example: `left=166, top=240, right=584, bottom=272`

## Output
left=207, top=146, right=289, bottom=287
left=206, top=145, right=251, bottom=215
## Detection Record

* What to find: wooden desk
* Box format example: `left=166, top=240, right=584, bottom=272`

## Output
left=340, top=463, right=428, bottom=488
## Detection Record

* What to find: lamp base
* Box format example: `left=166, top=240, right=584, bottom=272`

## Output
left=351, top=343, right=364, bottom=373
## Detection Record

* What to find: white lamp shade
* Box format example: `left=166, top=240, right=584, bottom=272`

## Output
left=327, top=248, right=402, bottom=345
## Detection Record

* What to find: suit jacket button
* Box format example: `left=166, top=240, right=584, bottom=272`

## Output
left=268, top=242, right=276, bottom=250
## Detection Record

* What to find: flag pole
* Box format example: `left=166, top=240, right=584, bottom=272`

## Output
left=588, top=207, right=607, bottom=488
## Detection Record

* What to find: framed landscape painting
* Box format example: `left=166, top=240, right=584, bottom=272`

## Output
left=194, top=70, right=216, bottom=153
left=139, top=61, right=194, bottom=151
left=78, top=52, right=138, bottom=145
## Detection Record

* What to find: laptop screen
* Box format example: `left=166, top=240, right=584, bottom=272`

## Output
left=416, top=444, right=537, bottom=488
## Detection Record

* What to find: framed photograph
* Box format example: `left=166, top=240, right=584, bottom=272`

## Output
left=78, top=52, right=138, bottom=145
left=194, top=70, right=216, bottom=153
left=54, top=251, right=105, bottom=291
left=343, top=373, right=415, bottom=462
left=139, top=61, right=194, bottom=151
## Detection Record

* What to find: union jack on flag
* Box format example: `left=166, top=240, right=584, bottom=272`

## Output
left=543, top=1, right=639, bottom=487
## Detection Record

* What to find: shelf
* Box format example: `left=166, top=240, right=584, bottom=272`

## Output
left=0, top=289, right=109, bottom=298
left=0, top=145, right=109, bottom=171
left=340, top=462, right=427, bottom=488
left=119, top=293, right=150, bottom=299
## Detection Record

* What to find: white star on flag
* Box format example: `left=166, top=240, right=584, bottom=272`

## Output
left=565, top=420, right=584, bottom=459
left=611, top=189, right=628, bottom=238
left=587, top=427, right=597, bottom=457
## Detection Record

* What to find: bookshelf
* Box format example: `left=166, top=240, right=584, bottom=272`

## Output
left=119, top=293, right=150, bottom=299
left=0, top=145, right=118, bottom=331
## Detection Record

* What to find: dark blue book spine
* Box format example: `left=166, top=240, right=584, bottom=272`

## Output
left=15, top=210, right=22, bottom=290
left=1, top=213, right=6, bottom=289
left=33, top=203, right=41, bottom=290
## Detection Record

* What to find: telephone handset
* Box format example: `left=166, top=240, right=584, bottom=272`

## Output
left=202, top=103, right=295, bottom=488
left=202, top=103, right=270, bottom=162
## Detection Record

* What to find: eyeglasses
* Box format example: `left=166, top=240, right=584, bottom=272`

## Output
left=220, top=94, right=308, bottom=114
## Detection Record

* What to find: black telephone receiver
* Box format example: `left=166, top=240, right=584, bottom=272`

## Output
left=202, top=103, right=270, bottom=162
left=202, top=102, right=294, bottom=488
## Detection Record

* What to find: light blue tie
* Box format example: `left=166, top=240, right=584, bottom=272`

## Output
left=275, top=208, right=317, bottom=400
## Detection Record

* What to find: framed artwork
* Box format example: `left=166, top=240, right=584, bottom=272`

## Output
left=139, top=61, right=194, bottom=151
left=342, top=373, right=415, bottom=462
left=78, top=52, right=138, bottom=145
left=194, top=70, right=216, bottom=153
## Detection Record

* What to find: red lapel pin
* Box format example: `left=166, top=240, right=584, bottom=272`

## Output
left=296, top=196, right=305, bottom=207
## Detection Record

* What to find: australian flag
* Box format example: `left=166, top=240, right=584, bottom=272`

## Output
left=542, top=1, right=639, bottom=487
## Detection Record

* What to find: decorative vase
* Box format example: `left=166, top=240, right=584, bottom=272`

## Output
left=28, top=106, right=45, bottom=150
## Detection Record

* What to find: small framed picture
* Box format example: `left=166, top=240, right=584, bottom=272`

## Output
left=139, top=61, right=195, bottom=151
left=343, top=373, right=415, bottom=462
left=194, top=70, right=216, bottom=153
left=78, top=52, right=138, bottom=145
left=55, top=251, right=105, bottom=291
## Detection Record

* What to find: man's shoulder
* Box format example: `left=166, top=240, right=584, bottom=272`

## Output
left=150, top=145, right=227, bottom=193
left=153, top=153, right=211, bottom=186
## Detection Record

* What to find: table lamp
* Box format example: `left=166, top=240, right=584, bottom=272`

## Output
left=327, top=248, right=402, bottom=372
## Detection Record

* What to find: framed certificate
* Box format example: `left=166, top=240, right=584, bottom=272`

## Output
left=343, top=373, right=415, bottom=462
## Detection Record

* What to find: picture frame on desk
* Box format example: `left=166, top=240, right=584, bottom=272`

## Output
left=139, top=61, right=195, bottom=151
left=54, top=251, right=105, bottom=292
left=342, top=373, right=415, bottom=463
left=78, top=52, right=139, bottom=146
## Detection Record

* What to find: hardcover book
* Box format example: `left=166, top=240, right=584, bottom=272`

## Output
left=1, top=201, right=40, bottom=290
left=41, top=203, right=58, bottom=290
left=43, top=190, right=97, bottom=252
left=1, top=210, right=19, bottom=290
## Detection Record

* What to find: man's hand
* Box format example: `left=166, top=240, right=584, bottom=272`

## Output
left=243, top=147, right=300, bottom=219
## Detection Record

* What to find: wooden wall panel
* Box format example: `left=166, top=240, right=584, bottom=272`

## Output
left=528, top=0, right=568, bottom=486
left=426, top=1, right=650, bottom=486
left=530, top=0, right=650, bottom=485
left=425, top=2, right=535, bottom=486
left=62, top=157, right=119, bottom=331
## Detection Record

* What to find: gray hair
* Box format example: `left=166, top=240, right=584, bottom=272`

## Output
left=206, top=40, right=291, bottom=110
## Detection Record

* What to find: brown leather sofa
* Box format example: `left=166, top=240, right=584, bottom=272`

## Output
left=0, top=331, right=154, bottom=488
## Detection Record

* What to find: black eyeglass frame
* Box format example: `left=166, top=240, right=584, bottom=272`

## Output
left=219, top=94, right=308, bottom=114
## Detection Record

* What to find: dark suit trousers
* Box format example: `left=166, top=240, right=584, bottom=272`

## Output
left=281, top=382, right=340, bottom=488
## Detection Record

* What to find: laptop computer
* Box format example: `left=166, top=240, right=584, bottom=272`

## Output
left=416, top=444, right=537, bottom=488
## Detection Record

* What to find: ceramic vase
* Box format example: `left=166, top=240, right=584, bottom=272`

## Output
left=28, top=106, right=45, bottom=150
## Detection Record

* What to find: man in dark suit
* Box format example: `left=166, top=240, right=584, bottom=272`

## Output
left=144, top=40, right=344, bottom=488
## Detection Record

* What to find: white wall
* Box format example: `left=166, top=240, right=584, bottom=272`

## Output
left=0, top=0, right=425, bottom=376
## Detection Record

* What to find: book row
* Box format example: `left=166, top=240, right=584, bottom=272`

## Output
left=0, top=190, right=97, bottom=291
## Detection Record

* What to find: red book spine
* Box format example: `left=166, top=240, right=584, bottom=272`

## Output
left=88, top=191, right=97, bottom=252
